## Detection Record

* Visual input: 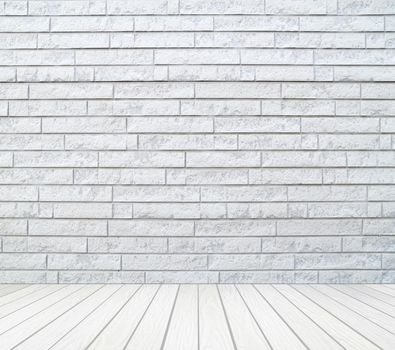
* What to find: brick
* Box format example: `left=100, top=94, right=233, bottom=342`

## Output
left=17, top=67, right=74, bottom=82
left=109, top=220, right=194, bottom=236
left=88, top=237, right=167, bottom=253
left=209, top=254, right=294, bottom=270
left=228, top=203, right=288, bottom=218
left=99, top=151, right=184, bottom=167
left=43, top=117, right=125, bottom=134
left=278, top=219, right=362, bottom=236
left=111, top=33, right=194, bottom=48
left=239, top=134, right=317, bottom=150
left=155, top=49, right=239, bottom=64
left=187, top=151, right=260, bottom=167
left=302, top=117, right=379, bottom=133
left=0, top=169, right=72, bottom=185
left=95, top=66, right=167, bottom=81
left=114, top=82, right=194, bottom=98
left=266, top=0, right=336, bottom=14
left=53, top=203, right=112, bottom=219
left=59, top=271, right=144, bottom=283
left=249, top=169, right=322, bottom=184
left=167, top=169, right=248, bottom=185
left=40, top=185, right=111, bottom=202
left=180, top=0, right=265, bottom=14
left=276, top=33, right=365, bottom=48
left=65, top=134, right=136, bottom=150
left=242, top=49, right=313, bottom=64
left=113, top=186, right=199, bottom=202
left=289, top=185, right=366, bottom=201
left=28, top=237, right=87, bottom=253
left=131, top=203, right=201, bottom=219
left=262, top=237, right=341, bottom=253
left=107, top=0, right=167, bottom=14
left=0, top=17, right=49, bottom=32
left=195, top=220, right=276, bottom=236
left=295, top=253, right=381, bottom=269
left=146, top=271, right=218, bottom=283
left=74, top=169, right=165, bottom=185
left=0, top=253, right=46, bottom=270
left=0, top=33, right=36, bottom=49
left=134, top=16, right=213, bottom=31
left=14, top=151, right=97, bottom=168
left=195, top=32, right=274, bottom=48
left=201, top=186, right=287, bottom=202
left=0, top=185, right=38, bottom=201
left=122, top=254, right=207, bottom=270
left=343, top=236, right=395, bottom=252
left=169, top=237, right=261, bottom=253
left=48, top=254, right=120, bottom=270
left=338, top=0, right=395, bottom=14
left=214, top=16, right=298, bottom=31
left=319, top=270, right=383, bottom=283
left=0, top=219, right=27, bottom=235
left=196, top=82, right=280, bottom=98
left=38, top=33, right=109, bottom=49
left=29, top=219, right=107, bottom=236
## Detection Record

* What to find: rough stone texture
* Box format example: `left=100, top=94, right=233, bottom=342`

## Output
left=0, top=0, right=394, bottom=283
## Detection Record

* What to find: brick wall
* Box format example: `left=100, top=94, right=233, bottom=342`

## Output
left=0, top=0, right=394, bottom=283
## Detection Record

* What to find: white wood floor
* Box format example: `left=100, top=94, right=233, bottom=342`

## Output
left=0, top=284, right=394, bottom=349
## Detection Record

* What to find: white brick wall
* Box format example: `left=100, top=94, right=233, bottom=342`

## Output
left=0, top=0, right=394, bottom=284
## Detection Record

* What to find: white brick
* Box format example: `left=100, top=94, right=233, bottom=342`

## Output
left=38, top=33, right=109, bottom=49
left=28, top=237, right=87, bottom=253
left=196, top=82, right=280, bottom=98
left=99, top=151, right=184, bottom=167
left=59, top=271, right=144, bottom=283
left=261, top=151, right=346, bottom=167
left=114, top=82, right=194, bottom=98
left=182, top=100, right=260, bottom=115
left=30, top=83, right=113, bottom=99
left=266, top=0, right=336, bottom=14
left=17, top=67, right=74, bottom=82
left=146, top=271, right=218, bottom=283
left=134, top=16, right=213, bottom=31
left=40, top=185, right=111, bottom=202
left=48, top=254, right=120, bottom=270
left=95, top=66, right=168, bottom=81
left=107, top=0, right=167, bottom=14
left=0, top=169, right=72, bottom=184
left=0, top=185, right=37, bottom=201
left=239, top=134, right=318, bottom=150
left=227, top=203, right=288, bottom=218
left=278, top=219, right=362, bottom=236
left=155, top=49, right=239, bottom=64
left=0, top=219, right=27, bottom=235
left=368, top=185, right=395, bottom=200
left=76, top=49, right=152, bottom=65
left=0, top=135, right=64, bottom=151
left=14, top=151, right=97, bottom=168
left=276, top=33, right=365, bottom=48
left=187, top=151, right=260, bottom=167
left=315, top=49, right=395, bottom=65
left=201, top=186, right=287, bottom=202
left=65, top=134, right=136, bottom=150
left=111, top=33, right=194, bottom=48
left=169, top=65, right=240, bottom=81
left=88, top=237, right=167, bottom=253
left=122, top=254, right=207, bottom=270
left=262, top=237, right=341, bottom=253
left=256, top=66, right=314, bottom=81
left=169, top=237, right=261, bottom=253
left=131, top=203, right=201, bottom=219
left=295, top=253, right=381, bottom=269
left=29, top=219, right=107, bottom=236
left=249, top=169, right=322, bottom=184
left=180, top=0, right=265, bottom=14
left=0, top=253, right=46, bottom=269
left=195, top=220, right=276, bottom=236
left=0, top=33, right=36, bottom=49
left=74, top=169, right=165, bottom=185
left=195, top=32, right=274, bottom=48
left=109, top=220, right=194, bottom=236
left=302, top=117, right=379, bottom=133
left=242, top=49, right=313, bottom=64
left=300, top=16, right=384, bottom=31
left=0, top=17, right=49, bottom=32
left=43, top=117, right=125, bottom=134
left=209, top=254, right=294, bottom=270
left=289, top=185, right=366, bottom=201
left=113, top=186, right=199, bottom=202
left=339, top=0, right=395, bottom=14
left=167, top=169, right=248, bottom=185
left=214, top=16, right=298, bottom=31
left=319, top=135, right=380, bottom=150
left=53, top=203, right=112, bottom=219
left=343, top=236, right=395, bottom=252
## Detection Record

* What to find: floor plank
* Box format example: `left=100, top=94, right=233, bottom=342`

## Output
left=14, top=285, right=122, bottom=350
left=0, top=285, right=99, bottom=350
left=334, top=285, right=395, bottom=317
left=0, top=285, right=45, bottom=309
left=0, top=285, right=27, bottom=298
left=124, top=284, right=179, bottom=350
left=276, top=285, right=379, bottom=350
left=237, top=285, right=306, bottom=350
left=199, top=285, right=235, bottom=350
left=50, top=285, right=140, bottom=350
left=163, top=285, right=199, bottom=350
left=0, top=284, right=393, bottom=349
left=316, top=285, right=395, bottom=333
left=296, top=285, right=395, bottom=349
left=218, top=284, right=271, bottom=350
left=0, top=285, right=66, bottom=320
left=88, top=285, right=158, bottom=350
left=256, top=285, right=343, bottom=350
left=0, top=285, right=79, bottom=335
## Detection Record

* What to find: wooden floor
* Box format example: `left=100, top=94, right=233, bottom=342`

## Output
left=0, top=284, right=394, bottom=349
